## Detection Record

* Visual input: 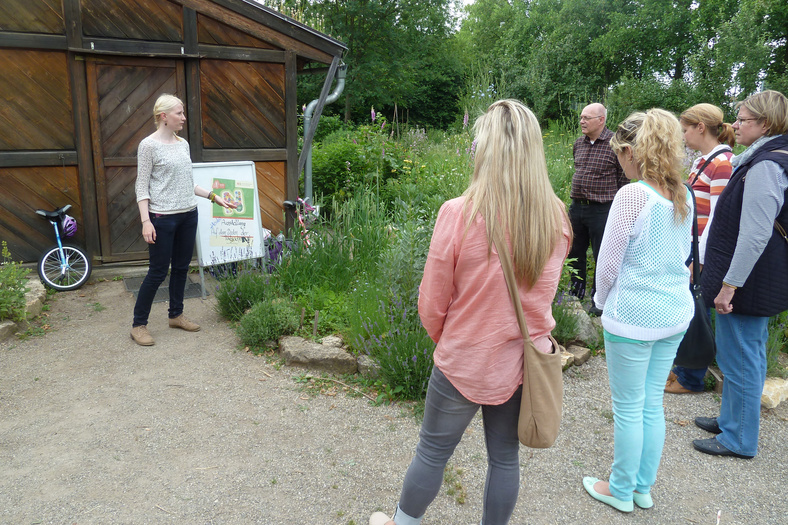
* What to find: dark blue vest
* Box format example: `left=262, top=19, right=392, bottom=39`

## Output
left=701, top=134, right=788, bottom=317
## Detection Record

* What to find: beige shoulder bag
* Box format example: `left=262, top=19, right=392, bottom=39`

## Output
left=492, top=228, right=564, bottom=449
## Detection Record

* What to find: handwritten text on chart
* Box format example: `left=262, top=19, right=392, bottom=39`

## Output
left=209, top=218, right=254, bottom=247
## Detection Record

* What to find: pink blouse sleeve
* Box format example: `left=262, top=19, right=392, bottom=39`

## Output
left=418, top=202, right=460, bottom=343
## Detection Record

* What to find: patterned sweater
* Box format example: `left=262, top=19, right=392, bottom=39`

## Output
left=135, top=135, right=197, bottom=214
left=594, top=181, right=694, bottom=340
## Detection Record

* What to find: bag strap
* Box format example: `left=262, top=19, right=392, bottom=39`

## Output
left=775, top=220, right=788, bottom=245
left=688, top=147, right=732, bottom=186
left=685, top=183, right=701, bottom=285
left=491, top=227, right=534, bottom=345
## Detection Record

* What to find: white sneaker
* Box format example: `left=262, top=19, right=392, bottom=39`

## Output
left=369, top=511, right=393, bottom=525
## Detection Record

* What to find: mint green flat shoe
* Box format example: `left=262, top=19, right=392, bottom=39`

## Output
left=582, top=477, right=634, bottom=513
left=633, top=491, right=653, bottom=509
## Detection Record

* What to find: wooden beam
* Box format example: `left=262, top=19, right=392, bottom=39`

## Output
left=0, top=32, right=67, bottom=50
left=207, top=0, right=346, bottom=57
left=183, top=7, right=199, bottom=55
left=285, top=50, right=297, bottom=232
left=68, top=51, right=101, bottom=262
left=172, top=0, right=337, bottom=65
left=202, top=149, right=287, bottom=162
left=197, top=44, right=285, bottom=62
left=296, top=56, right=339, bottom=178
left=77, top=37, right=190, bottom=56
left=62, top=0, right=83, bottom=50
left=0, top=151, right=78, bottom=168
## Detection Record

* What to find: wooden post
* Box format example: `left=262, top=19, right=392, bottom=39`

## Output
left=312, top=310, right=319, bottom=338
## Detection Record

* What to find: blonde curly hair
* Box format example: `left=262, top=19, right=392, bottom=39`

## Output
left=611, top=108, right=689, bottom=223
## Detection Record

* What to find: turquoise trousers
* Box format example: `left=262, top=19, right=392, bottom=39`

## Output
left=604, top=331, right=684, bottom=501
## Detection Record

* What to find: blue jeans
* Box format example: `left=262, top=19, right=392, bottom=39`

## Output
left=393, top=366, right=521, bottom=525
left=568, top=200, right=612, bottom=299
left=671, top=365, right=706, bottom=391
left=133, top=208, right=198, bottom=327
left=714, top=313, right=768, bottom=457
left=605, top=332, right=683, bottom=501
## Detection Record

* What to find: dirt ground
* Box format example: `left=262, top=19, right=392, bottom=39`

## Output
left=1, top=274, right=787, bottom=525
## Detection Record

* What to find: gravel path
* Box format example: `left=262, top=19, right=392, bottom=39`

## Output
left=0, top=278, right=785, bottom=524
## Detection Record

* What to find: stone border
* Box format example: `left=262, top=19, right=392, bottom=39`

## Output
left=0, top=278, right=47, bottom=343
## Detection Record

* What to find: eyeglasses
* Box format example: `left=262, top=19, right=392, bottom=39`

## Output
left=735, top=116, right=761, bottom=125
left=580, top=116, right=603, bottom=122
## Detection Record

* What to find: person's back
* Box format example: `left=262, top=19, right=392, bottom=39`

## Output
left=595, top=182, right=693, bottom=340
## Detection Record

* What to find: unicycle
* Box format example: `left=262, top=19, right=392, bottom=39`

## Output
left=35, top=205, right=92, bottom=291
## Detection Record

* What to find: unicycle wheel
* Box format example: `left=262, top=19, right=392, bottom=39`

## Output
left=37, top=244, right=92, bottom=291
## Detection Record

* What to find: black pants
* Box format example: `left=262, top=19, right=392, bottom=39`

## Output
left=567, top=200, right=612, bottom=300
left=133, top=208, right=198, bottom=326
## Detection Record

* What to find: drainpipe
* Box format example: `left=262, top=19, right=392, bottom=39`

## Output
left=303, top=63, right=347, bottom=203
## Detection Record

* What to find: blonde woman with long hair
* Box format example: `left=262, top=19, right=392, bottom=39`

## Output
left=583, top=109, right=694, bottom=513
left=370, top=99, right=571, bottom=525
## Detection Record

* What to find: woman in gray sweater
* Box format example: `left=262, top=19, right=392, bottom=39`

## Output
left=131, top=94, right=235, bottom=346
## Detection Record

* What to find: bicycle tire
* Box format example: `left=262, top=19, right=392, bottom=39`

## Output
left=37, top=244, right=92, bottom=291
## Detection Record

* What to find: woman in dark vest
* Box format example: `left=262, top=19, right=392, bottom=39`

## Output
left=694, top=90, right=788, bottom=459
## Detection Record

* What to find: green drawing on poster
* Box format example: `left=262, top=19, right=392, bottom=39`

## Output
left=211, top=178, right=254, bottom=219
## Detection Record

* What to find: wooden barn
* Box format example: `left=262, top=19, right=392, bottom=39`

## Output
left=0, top=0, right=346, bottom=264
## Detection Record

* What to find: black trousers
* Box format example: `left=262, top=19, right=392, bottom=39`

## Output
left=567, top=199, right=612, bottom=300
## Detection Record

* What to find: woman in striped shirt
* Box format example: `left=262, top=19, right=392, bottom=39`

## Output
left=665, top=103, right=735, bottom=394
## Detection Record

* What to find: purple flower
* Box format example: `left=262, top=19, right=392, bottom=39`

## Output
left=463, top=110, right=469, bottom=129
left=371, top=106, right=376, bottom=122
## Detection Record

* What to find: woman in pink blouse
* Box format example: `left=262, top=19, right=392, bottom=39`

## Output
left=370, top=99, right=571, bottom=525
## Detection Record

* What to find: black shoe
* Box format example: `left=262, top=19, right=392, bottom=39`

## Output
left=588, top=306, right=603, bottom=317
left=692, top=437, right=754, bottom=459
left=694, top=417, right=722, bottom=434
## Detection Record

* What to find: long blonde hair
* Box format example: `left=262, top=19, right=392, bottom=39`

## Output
left=611, top=108, right=689, bottom=223
left=465, top=99, right=569, bottom=287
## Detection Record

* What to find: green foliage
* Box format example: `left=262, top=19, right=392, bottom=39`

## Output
left=310, top=122, right=406, bottom=205
left=215, top=270, right=275, bottom=321
left=351, top=292, right=435, bottom=401
left=238, top=299, right=300, bottom=350
left=277, top=192, right=391, bottom=296
left=0, top=241, right=30, bottom=322
left=293, top=285, right=349, bottom=335
left=605, top=75, right=711, bottom=128
left=766, top=311, right=788, bottom=378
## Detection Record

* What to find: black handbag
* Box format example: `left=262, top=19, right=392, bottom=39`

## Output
left=674, top=184, right=716, bottom=369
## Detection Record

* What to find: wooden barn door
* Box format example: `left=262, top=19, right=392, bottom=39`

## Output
left=86, top=57, right=186, bottom=262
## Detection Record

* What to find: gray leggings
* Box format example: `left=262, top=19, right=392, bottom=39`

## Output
left=394, top=366, right=522, bottom=525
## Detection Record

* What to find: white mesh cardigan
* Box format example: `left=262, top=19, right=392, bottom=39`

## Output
left=593, top=181, right=694, bottom=341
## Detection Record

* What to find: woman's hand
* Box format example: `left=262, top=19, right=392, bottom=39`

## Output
left=215, top=195, right=238, bottom=209
left=142, top=220, right=156, bottom=244
left=688, top=262, right=703, bottom=283
left=713, top=285, right=735, bottom=315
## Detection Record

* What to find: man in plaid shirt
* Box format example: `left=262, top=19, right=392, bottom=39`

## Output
left=568, top=103, right=627, bottom=314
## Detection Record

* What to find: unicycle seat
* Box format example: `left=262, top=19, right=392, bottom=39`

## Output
left=36, top=205, right=72, bottom=220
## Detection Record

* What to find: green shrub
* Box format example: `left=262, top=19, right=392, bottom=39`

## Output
left=552, top=293, right=580, bottom=346
left=238, top=299, right=300, bottom=350
left=277, top=193, right=391, bottom=296
left=214, top=270, right=275, bottom=321
left=0, top=241, right=30, bottom=322
left=352, top=292, right=435, bottom=401
left=293, top=285, right=349, bottom=335
left=767, top=311, right=788, bottom=378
